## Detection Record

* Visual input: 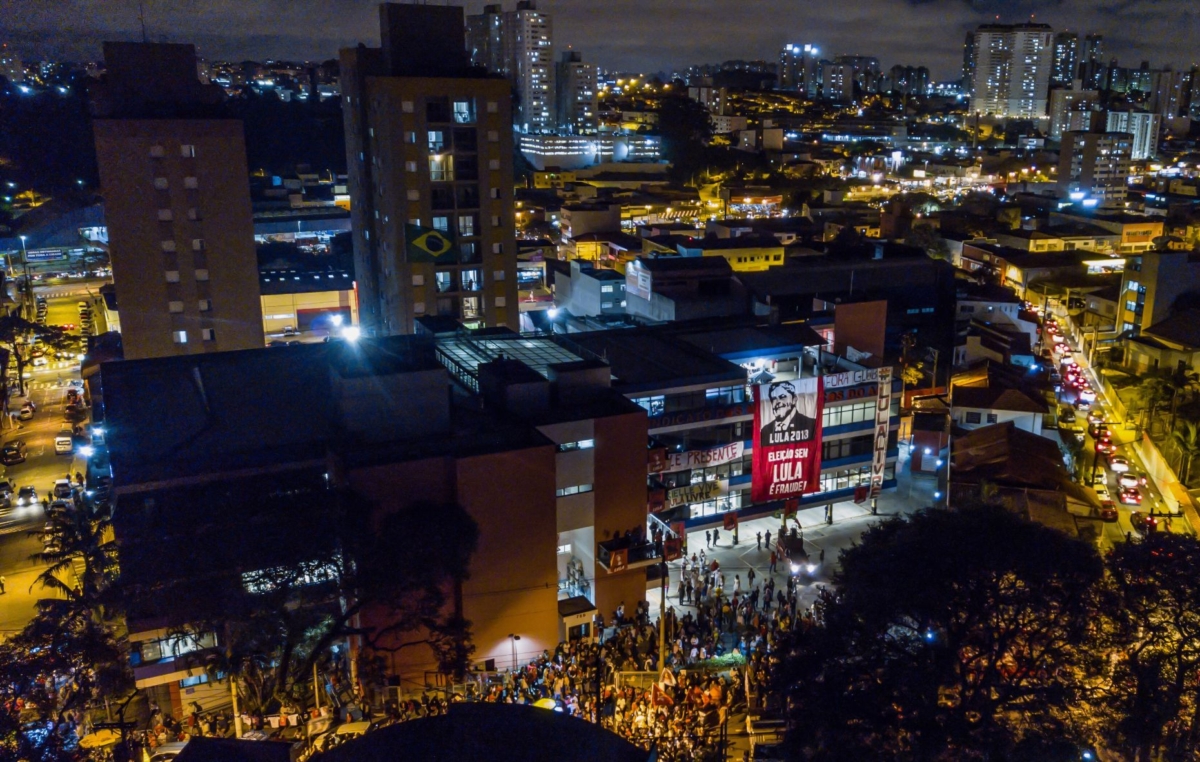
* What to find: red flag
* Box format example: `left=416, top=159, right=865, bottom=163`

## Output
left=652, top=684, right=674, bottom=706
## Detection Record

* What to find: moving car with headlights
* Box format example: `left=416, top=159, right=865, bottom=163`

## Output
left=1118, top=471, right=1148, bottom=489
left=1107, top=455, right=1129, bottom=473
left=16, top=486, right=38, bottom=507
left=1119, top=487, right=1142, bottom=506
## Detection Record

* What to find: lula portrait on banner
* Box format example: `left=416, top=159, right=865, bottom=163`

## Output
left=759, top=380, right=819, bottom=446
left=752, top=377, right=824, bottom=502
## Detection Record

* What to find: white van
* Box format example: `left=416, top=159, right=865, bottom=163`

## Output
left=55, top=430, right=74, bottom=455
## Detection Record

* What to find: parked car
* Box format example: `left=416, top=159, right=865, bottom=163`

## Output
left=1094, top=483, right=1112, bottom=501
left=2, top=440, right=28, bottom=465
left=1131, top=511, right=1158, bottom=534
left=1059, top=407, right=1076, bottom=424
left=54, top=430, right=74, bottom=455
left=52, top=479, right=73, bottom=499
left=1098, top=500, right=1119, bottom=522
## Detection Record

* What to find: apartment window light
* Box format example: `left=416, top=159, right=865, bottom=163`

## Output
left=202, top=328, right=216, bottom=341
left=172, top=330, right=188, bottom=344
left=168, top=301, right=184, bottom=313
left=183, top=176, right=198, bottom=189
left=180, top=145, right=196, bottom=158
left=195, top=269, right=210, bottom=282
left=165, top=270, right=181, bottom=283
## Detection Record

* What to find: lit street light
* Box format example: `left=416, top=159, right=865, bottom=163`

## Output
left=508, top=633, right=521, bottom=671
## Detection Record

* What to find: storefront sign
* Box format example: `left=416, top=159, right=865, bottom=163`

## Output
left=823, top=368, right=883, bottom=389
left=869, top=367, right=894, bottom=497
left=654, top=442, right=744, bottom=474
left=825, top=383, right=877, bottom=403
left=666, top=480, right=726, bottom=509
left=648, top=402, right=753, bottom=430
left=25, top=248, right=69, bottom=261
left=625, top=265, right=652, bottom=299
left=752, top=377, right=824, bottom=502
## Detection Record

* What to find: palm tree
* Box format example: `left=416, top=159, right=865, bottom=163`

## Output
left=29, top=505, right=118, bottom=622
left=1172, top=421, right=1200, bottom=486
left=1167, top=367, right=1200, bottom=431
left=1135, top=375, right=1173, bottom=436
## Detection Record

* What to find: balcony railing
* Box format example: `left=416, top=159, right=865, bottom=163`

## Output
left=597, top=538, right=662, bottom=573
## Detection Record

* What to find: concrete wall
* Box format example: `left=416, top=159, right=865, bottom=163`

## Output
left=591, top=410, right=650, bottom=621
left=347, top=443, right=559, bottom=681
left=95, top=119, right=265, bottom=358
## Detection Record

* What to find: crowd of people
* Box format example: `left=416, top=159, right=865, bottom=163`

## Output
left=128, top=529, right=809, bottom=761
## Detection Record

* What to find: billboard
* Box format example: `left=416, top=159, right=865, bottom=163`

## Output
left=869, top=367, right=894, bottom=497
left=752, top=377, right=824, bottom=502
left=651, top=442, right=744, bottom=474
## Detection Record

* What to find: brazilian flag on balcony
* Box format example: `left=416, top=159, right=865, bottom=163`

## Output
left=405, top=224, right=458, bottom=263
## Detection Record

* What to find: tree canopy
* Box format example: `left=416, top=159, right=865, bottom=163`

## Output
left=777, top=505, right=1104, bottom=761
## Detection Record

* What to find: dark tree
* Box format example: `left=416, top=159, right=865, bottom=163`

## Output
left=0, top=315, right=72, bottom=396
left=1096, top=534, right=1200, bottom=761
left=656, top=94, right=715, bottom=183
left=115, top=480, right=479, bottom=714
left=777, top=505, right=1104, bottom=761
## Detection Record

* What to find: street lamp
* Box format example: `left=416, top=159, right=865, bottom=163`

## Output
left=508, top=634, right=521, bottom=671
left=17, top=235, right=32, bottom=311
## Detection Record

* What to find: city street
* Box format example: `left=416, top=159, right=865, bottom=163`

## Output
left=1049, top=312, right=1184, bottom=546
left=0, top=287, right=92, bottom=640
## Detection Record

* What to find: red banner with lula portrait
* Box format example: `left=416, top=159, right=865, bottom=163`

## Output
left=752, top=377, right=824, bottom=503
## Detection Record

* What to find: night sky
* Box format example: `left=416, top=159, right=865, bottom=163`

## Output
left=7, top=0, right=1200, bottom=79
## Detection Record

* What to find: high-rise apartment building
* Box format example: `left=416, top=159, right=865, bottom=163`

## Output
left=467, top=1, right=554, bottom=133
left=0, top=43, right=23, bottom=83
left=1149, top=69, right=1193, bottom=119
left=888, top=65, right=930, bottom=96
left=779, top=43, right=821, bottom=96
left=969, top=23, right=1054, bottom=118
left=1105, top=110, right=1160, bottom=160
left=92, top=42, right=264, bottom=359
left=1052, top=32, right=1078, bottom=86
left=1080, top=34, right=1105, bottom=89
left=1190, top=70, right=1200, bottom=121
left=554, top=51, right=597, bottom=134
left=821, top=55, right=879, bottom=102
left=962, top=32, right=977, bottom=95
left=341, top=4, right=518, bottom=336
left=1058, top=130, right=1133, bottom=208
left=1048, top=85, right=1098, bottom=139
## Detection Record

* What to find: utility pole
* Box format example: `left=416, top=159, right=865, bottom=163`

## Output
left=657, top=561, right=667, bottom=670
left=231, top=678, right=243, bottom=738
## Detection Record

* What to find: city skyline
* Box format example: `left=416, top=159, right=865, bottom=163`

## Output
left=6, top=0, right=1199, bottom=80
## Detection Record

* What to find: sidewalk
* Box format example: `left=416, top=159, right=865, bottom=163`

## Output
left=647, top=446, right=931, bottom=618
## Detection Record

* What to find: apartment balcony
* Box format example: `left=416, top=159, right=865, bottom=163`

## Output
left=597, top=537, right=662, bottom=574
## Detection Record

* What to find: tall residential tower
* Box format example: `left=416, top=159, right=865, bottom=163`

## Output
left=341, top=4, right=518, bottom=335
left=969, top=23, right=1054, bottom=118
left=467, top=1, right=554, bottom=132
left=92, top=42, right=264, bottom=359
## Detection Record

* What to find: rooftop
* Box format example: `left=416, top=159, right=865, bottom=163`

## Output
left=952, top=385, right=1048, bottom=414
left=1142, top=309, right=1200, bottom=349
left=320, top=703, right=649, bottom=762
left=569, top=327, right=747, bottom=393
left=951, top=421, right=1070, bottom=491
